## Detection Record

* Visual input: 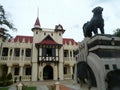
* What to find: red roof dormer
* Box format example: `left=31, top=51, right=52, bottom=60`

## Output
left=54, top=24, right=65, bottom=33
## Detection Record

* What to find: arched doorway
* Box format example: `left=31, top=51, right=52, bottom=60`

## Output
left=43, top=65, right=53, bottom=80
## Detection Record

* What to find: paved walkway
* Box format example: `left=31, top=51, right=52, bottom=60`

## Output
left=9, top=80, right=97, bottom=90
left=37, top=85, right=48, bottom=90
left=9, top=86, right=16, bottom=90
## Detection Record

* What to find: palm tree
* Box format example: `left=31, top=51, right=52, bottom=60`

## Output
left=0, top=4, right=16, bottom=39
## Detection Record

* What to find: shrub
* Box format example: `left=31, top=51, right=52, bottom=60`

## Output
left=7, top=73, right=12, bottom=80
left=7, top=80, right=13, bottom=85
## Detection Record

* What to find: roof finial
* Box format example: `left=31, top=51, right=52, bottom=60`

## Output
left=37, top=7, right=39, bottom=18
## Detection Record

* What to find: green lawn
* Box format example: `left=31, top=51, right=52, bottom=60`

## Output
left=23, top=86, right=36, bottom=90
left=0, top=87, right=9, bottom=90
left=0, top=86, right=36, bottom=90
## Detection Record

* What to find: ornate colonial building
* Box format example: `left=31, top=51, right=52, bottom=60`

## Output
left=0, top=17, right=78, bottom=81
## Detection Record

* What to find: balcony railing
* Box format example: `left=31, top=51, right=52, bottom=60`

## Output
left=39, top=56, right=59, bottom=62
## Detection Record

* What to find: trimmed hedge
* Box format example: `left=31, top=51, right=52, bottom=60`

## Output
left=23, top=85, right=36, bottom=90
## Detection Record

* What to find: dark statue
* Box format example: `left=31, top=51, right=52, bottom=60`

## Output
left=83, top=6, right=104, bottom=37
left=77, top=62, right=97, bottom=88
left=106, top=70, right=120, bottom=90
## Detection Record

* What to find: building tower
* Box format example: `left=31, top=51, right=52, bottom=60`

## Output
left=31, top=15, right=65, bottom=81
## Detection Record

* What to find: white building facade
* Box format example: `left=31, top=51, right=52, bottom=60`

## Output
left=0, top=17, right=78, bottom=81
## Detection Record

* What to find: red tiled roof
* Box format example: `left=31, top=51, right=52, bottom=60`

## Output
left=34, top=17, right=41, bottom=27
left=11, top=35, right=33, bottom=43
left=63, top=38, right=78, bottom=45
left=9, top=35, right=77, bottom=45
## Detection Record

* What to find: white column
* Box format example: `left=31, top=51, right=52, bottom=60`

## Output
left=20, top=66, right=23, bottom=76
left=39, top=48, right=41, bottom=56
left=72, top=50, right=74, bottom=60
left=39, top=65, right=43, bottom=81
left=70, top=66, right=73, bottom=79
left=11, top=48, right=14, bottom=60
left=8, top=66, right=12, bottom=74
left=23, top=49, right=25, bottom=61
left=32, top=63, right=38, bottom=81
left=54, top=64, right=58, bottom=80
left=69, top=50, right=71, bottom=60
left=59, top=63, right=63, bottom=80
left=0, top=48, right=3, bottom=56
left=8, top=48, right=10, bottom=61
left=19, top=49, right=22, bottom=61
left=58, top=47, right=63, bottom=80
left=56, top=48, right=58, bottom=56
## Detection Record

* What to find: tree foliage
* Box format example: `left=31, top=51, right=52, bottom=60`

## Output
left=0, top=4, right=16, bottom=39
left=113, top=28, right=120, bottom=37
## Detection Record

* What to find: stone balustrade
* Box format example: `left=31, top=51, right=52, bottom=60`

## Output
left=1, top=56, right=8, bottom=60
left=21, top=75, right=31, bottom=81
left=0, top=56, right=31, bottom=61
left=13, top=75, right=31, bottom=81
left=64, top=74, right=72, bottom=79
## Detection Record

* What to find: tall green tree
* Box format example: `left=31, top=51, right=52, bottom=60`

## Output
left=0, top=4, right=16, bottom=38
left=113, top=28, right=120, bottom=37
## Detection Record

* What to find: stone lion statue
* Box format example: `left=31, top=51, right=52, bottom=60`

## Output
left=83, top=6, right=104, bottom=37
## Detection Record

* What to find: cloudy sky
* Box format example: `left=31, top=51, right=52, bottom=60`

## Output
left=1, top=0, right=120, bottom=41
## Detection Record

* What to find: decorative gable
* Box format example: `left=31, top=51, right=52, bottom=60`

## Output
left=37, top=35, right=60, bottom=45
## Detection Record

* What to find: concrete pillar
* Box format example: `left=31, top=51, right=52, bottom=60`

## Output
left=17, top=83, right=23, bottom=90
left=55, top=82, right=60, bottom=90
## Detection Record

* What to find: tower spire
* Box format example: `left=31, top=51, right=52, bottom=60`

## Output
left=34, top=8, right=41, bottom=28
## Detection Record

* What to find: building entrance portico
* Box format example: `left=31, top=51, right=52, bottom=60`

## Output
left=43, top=65, right=53, bottom=80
